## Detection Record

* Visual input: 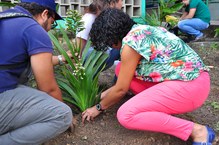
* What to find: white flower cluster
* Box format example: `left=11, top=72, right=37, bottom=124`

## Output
left=72, top=62, right=85, bottom=80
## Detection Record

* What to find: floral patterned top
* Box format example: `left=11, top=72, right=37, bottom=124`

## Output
left=122, top=24, right=208, bottom=82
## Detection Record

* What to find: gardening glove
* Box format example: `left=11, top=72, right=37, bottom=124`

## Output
left=82, top=106, right=101, bottom=124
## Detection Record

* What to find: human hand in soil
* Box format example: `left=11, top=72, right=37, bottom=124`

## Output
left=82, top=106, right=101, bottom=124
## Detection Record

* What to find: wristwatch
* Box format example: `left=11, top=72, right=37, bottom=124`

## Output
left=58, top=55, right=64, bottom=65
left=96, top=103, right=104, bottom=111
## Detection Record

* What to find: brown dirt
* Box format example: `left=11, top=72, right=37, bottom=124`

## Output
left=46, top=40, right=219, bottom=145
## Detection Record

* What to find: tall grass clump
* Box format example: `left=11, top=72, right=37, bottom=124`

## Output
left=49, top=10, right=108, bottom=112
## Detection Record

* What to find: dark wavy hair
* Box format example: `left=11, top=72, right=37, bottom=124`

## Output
left=17, top=2, right=55, bottom=18
left=90, top=8, right=136, bottom=51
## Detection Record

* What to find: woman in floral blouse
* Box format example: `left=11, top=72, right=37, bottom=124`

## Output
left=82, top=8, right=215, bottom=145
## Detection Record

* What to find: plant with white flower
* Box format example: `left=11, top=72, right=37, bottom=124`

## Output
left=49, top=9, right=108, bottom=112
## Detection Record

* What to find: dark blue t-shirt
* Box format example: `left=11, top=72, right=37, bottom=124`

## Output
left=0, top=6, right=53, bottom=93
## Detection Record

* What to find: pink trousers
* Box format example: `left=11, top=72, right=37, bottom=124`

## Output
left=115, top=63, right=210, bottom=140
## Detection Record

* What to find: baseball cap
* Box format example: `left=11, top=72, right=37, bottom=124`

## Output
left=21, top=0, right=62, bottom=20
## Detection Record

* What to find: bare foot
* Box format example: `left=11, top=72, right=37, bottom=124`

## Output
left=191, top=124, right=207, bottom=142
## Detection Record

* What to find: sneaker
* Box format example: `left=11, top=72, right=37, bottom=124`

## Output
left=193, top=33, right=206, bottom=42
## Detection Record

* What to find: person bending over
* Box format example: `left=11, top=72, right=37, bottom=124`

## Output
left=82, top=8, right=215, bottom=145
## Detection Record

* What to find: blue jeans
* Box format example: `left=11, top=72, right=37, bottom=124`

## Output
left=86, top=47, right=120, bottom=71
left=178, top=18, right=209, bottom=37
left=0, top=85, right=72, bottom=145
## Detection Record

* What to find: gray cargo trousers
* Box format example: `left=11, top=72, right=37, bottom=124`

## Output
left=0, top=85, right=72, bottom=145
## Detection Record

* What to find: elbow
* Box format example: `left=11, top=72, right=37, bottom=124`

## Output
left=38, top=84, right=57, bottom=93
left=38, top=85, right=62, bottom=100
left=117, top=87, right=129, bottom=97
left=44, top=87, right=56, bottom=94
left=114, top=82, right=130, bottom=97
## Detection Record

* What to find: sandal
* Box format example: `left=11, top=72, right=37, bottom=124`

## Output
left=192, top=126, right=215, bottom=145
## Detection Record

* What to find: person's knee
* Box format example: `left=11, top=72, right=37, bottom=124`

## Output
left=60, top=104, right=73, bottom=129
left=53, top=103, right=73, bottom=131
left=117, top=105, right=134, bottom=129
left=177, top=21, right=184, bottom=29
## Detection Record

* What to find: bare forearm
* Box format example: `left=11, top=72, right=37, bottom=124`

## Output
left=180, top=12, right=188, bottom=20
left=100, top=86, right=127, bottom=110
left=181, top=9, right=196, bottom=20
left=100, top=87, right=112, bottom=99
left=182, top=15, right=193, bottom=20
left=31, top=53, right=63, bottom=102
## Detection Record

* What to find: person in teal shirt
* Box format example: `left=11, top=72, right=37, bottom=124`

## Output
left=82, top=8, right=215, bottom=145
left=178, top=0, right=211, bottom=41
